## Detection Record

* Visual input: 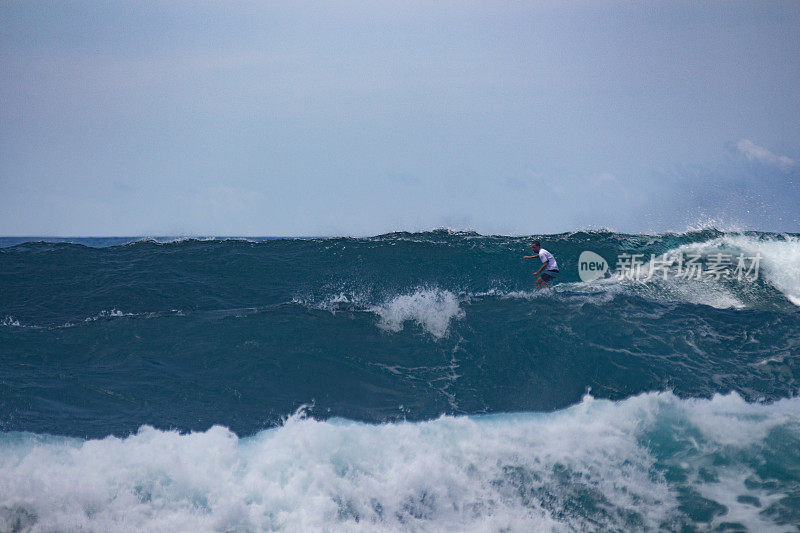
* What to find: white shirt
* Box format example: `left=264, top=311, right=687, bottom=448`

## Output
left=538, top=248, right=558, bottom=271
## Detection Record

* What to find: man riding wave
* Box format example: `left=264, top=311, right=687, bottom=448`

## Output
left=524, top=240, right=559, bottom=290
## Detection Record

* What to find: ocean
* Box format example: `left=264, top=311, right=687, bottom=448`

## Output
left=1, top=230, right=798, bottom=531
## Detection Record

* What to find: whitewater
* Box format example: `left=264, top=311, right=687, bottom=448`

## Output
left=1, top=230, right=799, bottom=531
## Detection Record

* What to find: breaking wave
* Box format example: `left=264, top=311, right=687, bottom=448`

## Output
left=1, top=392, right=797, bottom=532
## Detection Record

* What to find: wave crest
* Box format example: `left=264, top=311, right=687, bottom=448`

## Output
left=1, top=392, right=798, bottom=532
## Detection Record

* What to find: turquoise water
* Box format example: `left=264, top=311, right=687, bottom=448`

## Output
left=1, top=230, right=799, bottom=531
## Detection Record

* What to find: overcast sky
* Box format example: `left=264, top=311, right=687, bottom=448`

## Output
left=1, top=1, right=799, bottom=236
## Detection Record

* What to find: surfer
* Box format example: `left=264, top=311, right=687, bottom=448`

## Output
left=524, top=241, right=559, bottom=290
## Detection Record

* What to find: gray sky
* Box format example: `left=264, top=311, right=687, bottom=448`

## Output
left=2, top=1, right=799, bottom=236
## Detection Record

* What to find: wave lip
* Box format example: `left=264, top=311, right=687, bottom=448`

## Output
left=723, top=233, right=800, bottom=306
left=657, top=233, right=800, bottom=308
left=1, top=391, right=798, bottom=532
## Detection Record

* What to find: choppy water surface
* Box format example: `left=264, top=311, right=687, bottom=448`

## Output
left=1, top=230, right=799, bottom=531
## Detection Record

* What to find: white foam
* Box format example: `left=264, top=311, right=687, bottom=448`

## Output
left=311, top=291, right=363, bottom=312
left=480, top=282, right=622, bottom=305
left=292, top=289, right=465, bottom=338
left=570, top=250, right=743, bottom=310
left=292, top=288, right=465, bottom=338
left=663, top=233, right=800, bottom=308
left=369, top=289, right=465, bottom=339
left=721, top=234, right=800, bottom=306
left=1, top=316, right=21, bottom=327
left=628, top=275, right=745, bottom=309
left=477, top=271, right=742, bottom=310
left=78, top=309, right=186, bottom=324
left=1, top=392, right=797, bottom=532
left=79, top=309, right=136, bottom=323
left=560, top=233, right=800, bottom=310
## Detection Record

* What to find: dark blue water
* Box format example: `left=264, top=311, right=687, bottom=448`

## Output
left=1, top=231, right=799, bottom=531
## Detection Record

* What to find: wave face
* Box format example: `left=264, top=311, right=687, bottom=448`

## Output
left=2, top=230, right=800, bottom=530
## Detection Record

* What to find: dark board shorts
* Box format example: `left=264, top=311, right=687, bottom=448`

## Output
left=540, top=270, right=559, bottom=282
